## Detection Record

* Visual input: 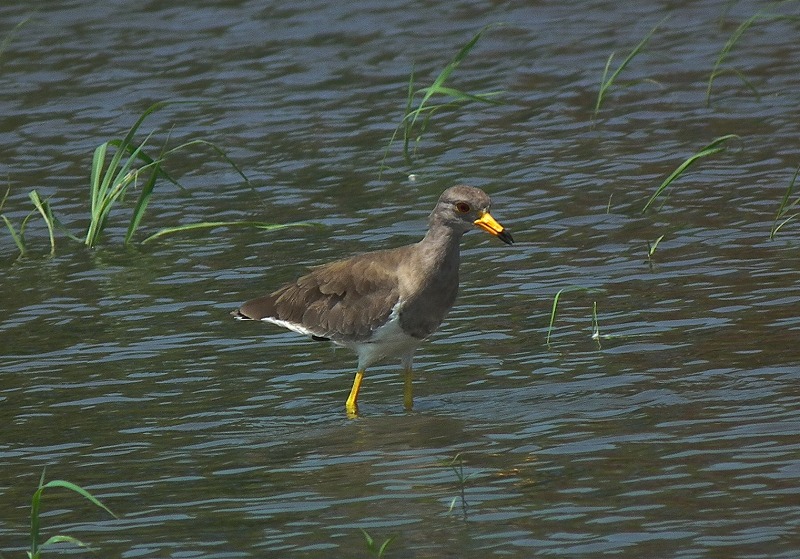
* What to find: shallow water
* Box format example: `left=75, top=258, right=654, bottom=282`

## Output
left=1, top=1, right=799, bottom=557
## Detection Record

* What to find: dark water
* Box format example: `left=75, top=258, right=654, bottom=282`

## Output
left=2, top=1, right=799, bottom=557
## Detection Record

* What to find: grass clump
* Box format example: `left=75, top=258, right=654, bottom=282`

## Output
left=769, top=164, right=800, bottom=240
left=2, top=101, right=309, bottom=257
left=381, top=25, right=504, bottom=173
left=83, top=100, right=257, bottom=248
left=642, top=134, right=740, bottom=213
left=593, top=18, right=666, bottom=119
left=27, top=469, right=117, bottom=559
left=360, top=529, right=395, bottom=559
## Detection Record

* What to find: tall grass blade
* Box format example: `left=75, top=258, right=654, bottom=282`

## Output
left=0, top=182, right=9, bottom=211
left=124, top=163, right=160, bottom=245
left=125, top=138, right=253, bottom=244
left=412, top=24, right=491, bottom=118
left=89, top=142, right=108, bottom=218
left=642, top=134, right=740, bottom=213
left=594, top=52, right=615, bottom=116
left=706, top=9, right=800, bottom=106
left=2, top=215, right=26, bottom=256
left=28, top=190, right=56, bottom=255
left=2, top=215, right=24, bottom=253
left=770, top=163, right=800, bottom=239
left=648, top=234, right=665, bottom=257
left=35, top=535, right=90, bottom=555
left=382, top=24, right=504, bottom=170
left=593, top=17, right=666, bottom=118
left=28, top=470, right=117, bottom=559
left=39, top=479, right=117, bottom=518
left=29, top=469, right=47, bottom=558
left=706, top=12, right=760, bottom=107
left=140, top=221, right=313, bottom=244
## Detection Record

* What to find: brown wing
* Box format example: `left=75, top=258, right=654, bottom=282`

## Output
left=236, top=249, right=404, bottom=341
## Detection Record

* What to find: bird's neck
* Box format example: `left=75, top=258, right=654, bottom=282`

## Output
left=418, top=220, right=463, bottom=272
left=420, top=221, right=464, bottom=254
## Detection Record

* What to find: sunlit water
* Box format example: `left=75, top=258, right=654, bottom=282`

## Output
left=1, top=1, right=799, bottom=557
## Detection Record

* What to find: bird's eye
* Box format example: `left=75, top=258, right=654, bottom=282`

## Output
left=455, top=202, right=471, bottom=213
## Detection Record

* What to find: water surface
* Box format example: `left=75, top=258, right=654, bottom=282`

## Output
left=1, top=1, right=799, bottom=557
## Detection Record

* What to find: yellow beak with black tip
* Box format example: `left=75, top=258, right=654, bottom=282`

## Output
left=474, top=211, right=514, bottom=245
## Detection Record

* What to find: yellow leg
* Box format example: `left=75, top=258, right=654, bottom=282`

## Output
left=346, top=369, right=365, bottom=417
left=403, top=367, right=413, bottom=411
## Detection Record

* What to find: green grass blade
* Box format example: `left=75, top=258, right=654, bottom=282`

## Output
left=140, top=220, right=314, bottom=244
left=705, top=10, right=800, bottom=106
left=399, top=24, right=501, bottom=162
left=642, top=134, right=740, bottom=213
left=377, top=536, right=395, bottom=558
left=594, top=52, right=615, bottom=116
left=420, top=25, right=491, bottom=107
left=85, top=103, right=254, bottom=246
left=415, top=86, right=504, bottom=104
left=770, top=215, right=796, bottom=238
left=124, top=163, right=160, bottom=245
left=89, top=142, right=109, bottom=217
left=124, top=138, right=254, bottom=244
left=108, top=131, right=155, bottom=191
left=46, top=213, right=83, bottom=243
left=770, top=163, right=800, bottom=240
left=29, top=470, right=47, bottom=558
left=110, top=137, right=184, bottom=191
left=0, top=183, right=10, bottom=211
left=41, top=479, right=117, bottom=518
left=37, top=535, right=90, bottom=553
left=2, top=214, right=27, bottom=256
left=546, top=286, right=599, bottom=344
left=593, top=17, right=666, bottom=117
left=117, top=101, right=171, bottom=154
left=28, top=190, right=56, bottom=255
left=162, top=139, right=251, bottom=186
left=399, top=66, right=417, bottom=163
left=648, top=234, right=665, bottom=257
left=412, top=37, right=476, bottom=116
left=706, top=12, right=760, bottom=106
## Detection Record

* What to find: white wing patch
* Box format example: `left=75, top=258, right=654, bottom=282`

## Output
left=261, top=317, right=319, bottom=338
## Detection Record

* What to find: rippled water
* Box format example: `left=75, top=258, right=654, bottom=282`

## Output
left=1, top=0, right=799, bottom=557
